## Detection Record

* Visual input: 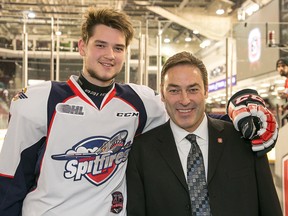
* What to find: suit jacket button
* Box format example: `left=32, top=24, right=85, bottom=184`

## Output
left=185, top=204, right=190, bottom=210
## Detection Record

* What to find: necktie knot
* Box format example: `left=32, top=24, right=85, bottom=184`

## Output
left=186, top=134, right=197, bottom=144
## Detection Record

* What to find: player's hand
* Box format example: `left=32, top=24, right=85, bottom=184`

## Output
left=227, top=89, right=278, bottom=156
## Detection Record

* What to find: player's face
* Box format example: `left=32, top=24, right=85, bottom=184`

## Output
left=277, top=63, right=288, bottom=77
left=161, top=65, right=208, bottom=132
left=79, top=24, right=126, bottom=86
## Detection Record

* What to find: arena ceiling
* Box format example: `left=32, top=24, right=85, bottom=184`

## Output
left=0, top=0, right=272, bottom=54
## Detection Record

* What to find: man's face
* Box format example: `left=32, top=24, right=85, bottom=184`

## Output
left=277, top=61, right=288, bottom=77
left=78, top=24, right=126, bottom=86
left=161, top=64, right=208, bottom=132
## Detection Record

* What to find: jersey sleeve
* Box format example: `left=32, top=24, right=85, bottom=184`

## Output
left=128, top=84, right=168, bottom=134
left=0, top=82, right=50, bottom=215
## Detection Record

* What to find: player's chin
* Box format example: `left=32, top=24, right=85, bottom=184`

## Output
left=100, top=73, right=118, bottom=82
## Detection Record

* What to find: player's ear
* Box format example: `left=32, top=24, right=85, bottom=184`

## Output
left=78, top=39, right=86, bottom=56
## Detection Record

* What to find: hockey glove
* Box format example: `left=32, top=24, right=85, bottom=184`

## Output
left=227, top=89, right=278, bottom=156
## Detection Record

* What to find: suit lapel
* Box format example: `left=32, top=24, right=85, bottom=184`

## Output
left=207, top=117, right=225, bottom=184
left=154, top=121, right=189, bottom=191
left=153, top=118, right=227, bottom=190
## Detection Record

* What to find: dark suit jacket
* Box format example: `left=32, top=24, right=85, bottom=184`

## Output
left=126, top=117, right=282, bottom=216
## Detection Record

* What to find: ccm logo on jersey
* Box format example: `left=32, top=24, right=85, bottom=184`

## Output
left=56, top=103, right=84, bottom=115
left=116, top=112, right=139, bottom=117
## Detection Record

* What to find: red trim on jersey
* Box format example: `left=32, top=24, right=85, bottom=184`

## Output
left=67, top=79, right=95, bottom=108
left=102, top=88, right=116, bottom=108
left=0, top=173, right=14, bottom=179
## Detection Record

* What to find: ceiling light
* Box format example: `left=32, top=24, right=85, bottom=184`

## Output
left=163, top=37, right=170, bottom=43
left=240, top=0, right=260, bottom=18
left=27, top=11, right=36, bottom=18
left=200, top=39, right=211, bottom=48
left=216, top=9, right=225, bottom=15
left=193, top=30, right=199, bottom=35
left=245, top=3, right=259, bottom=15
left=55, top=31, right=62, bottom=36
left=185, top=34, right=192, bottom=42
left=185, top=37, right=192, bottom=42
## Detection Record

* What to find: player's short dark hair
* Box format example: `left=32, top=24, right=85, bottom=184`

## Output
left=81, top=7, right=134, bottom=46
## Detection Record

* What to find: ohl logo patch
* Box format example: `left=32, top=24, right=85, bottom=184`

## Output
left=51, top=130, right=132, bottom=186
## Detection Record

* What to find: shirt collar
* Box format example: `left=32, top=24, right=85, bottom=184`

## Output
left=170, top=114, right=209, bottom=143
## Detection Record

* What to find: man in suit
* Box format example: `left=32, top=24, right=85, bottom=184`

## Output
left=126, top=51, right=282, bottom=216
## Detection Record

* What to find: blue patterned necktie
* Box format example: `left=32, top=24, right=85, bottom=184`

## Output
left=186, top=134, right=211, bottom=216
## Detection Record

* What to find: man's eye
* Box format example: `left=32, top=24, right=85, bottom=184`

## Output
left=115, top=47, right=124, bottom=52
left=188, top=88, right=199, bottom=93
left=168, top=89, right=179, bottom=94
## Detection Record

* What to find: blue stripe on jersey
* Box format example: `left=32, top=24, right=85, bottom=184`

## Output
left=0, top=136, right=46, bottom=216
left=114, top=84, right=147, bottom=136
left=47, top=81, right=75, bottom=127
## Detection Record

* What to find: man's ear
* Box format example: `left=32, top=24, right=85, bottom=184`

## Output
left=78, top=39, right=86, bottom=56
left=204, top=86, right=208, bottom=99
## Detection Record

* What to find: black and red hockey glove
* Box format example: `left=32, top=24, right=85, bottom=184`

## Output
left=227, top=89, right=278, bottom=156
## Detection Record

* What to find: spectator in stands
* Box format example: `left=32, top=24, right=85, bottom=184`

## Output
left=276, top=57, right=288, bottom=101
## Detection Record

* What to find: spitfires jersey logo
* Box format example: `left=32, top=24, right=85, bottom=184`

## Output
left=51, top=130, right=132, bottom=186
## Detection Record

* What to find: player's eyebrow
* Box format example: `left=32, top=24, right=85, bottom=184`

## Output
left=94, top=40, right=125, bottom=48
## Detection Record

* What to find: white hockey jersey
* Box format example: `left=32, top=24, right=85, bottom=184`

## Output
left=0, top=75, right=167, bottom=216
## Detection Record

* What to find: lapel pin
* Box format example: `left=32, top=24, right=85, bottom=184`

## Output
left=217, top=138, right=223, bottom=144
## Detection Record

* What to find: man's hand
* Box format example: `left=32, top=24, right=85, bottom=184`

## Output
left=227, top=89, right=278, bottom=156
